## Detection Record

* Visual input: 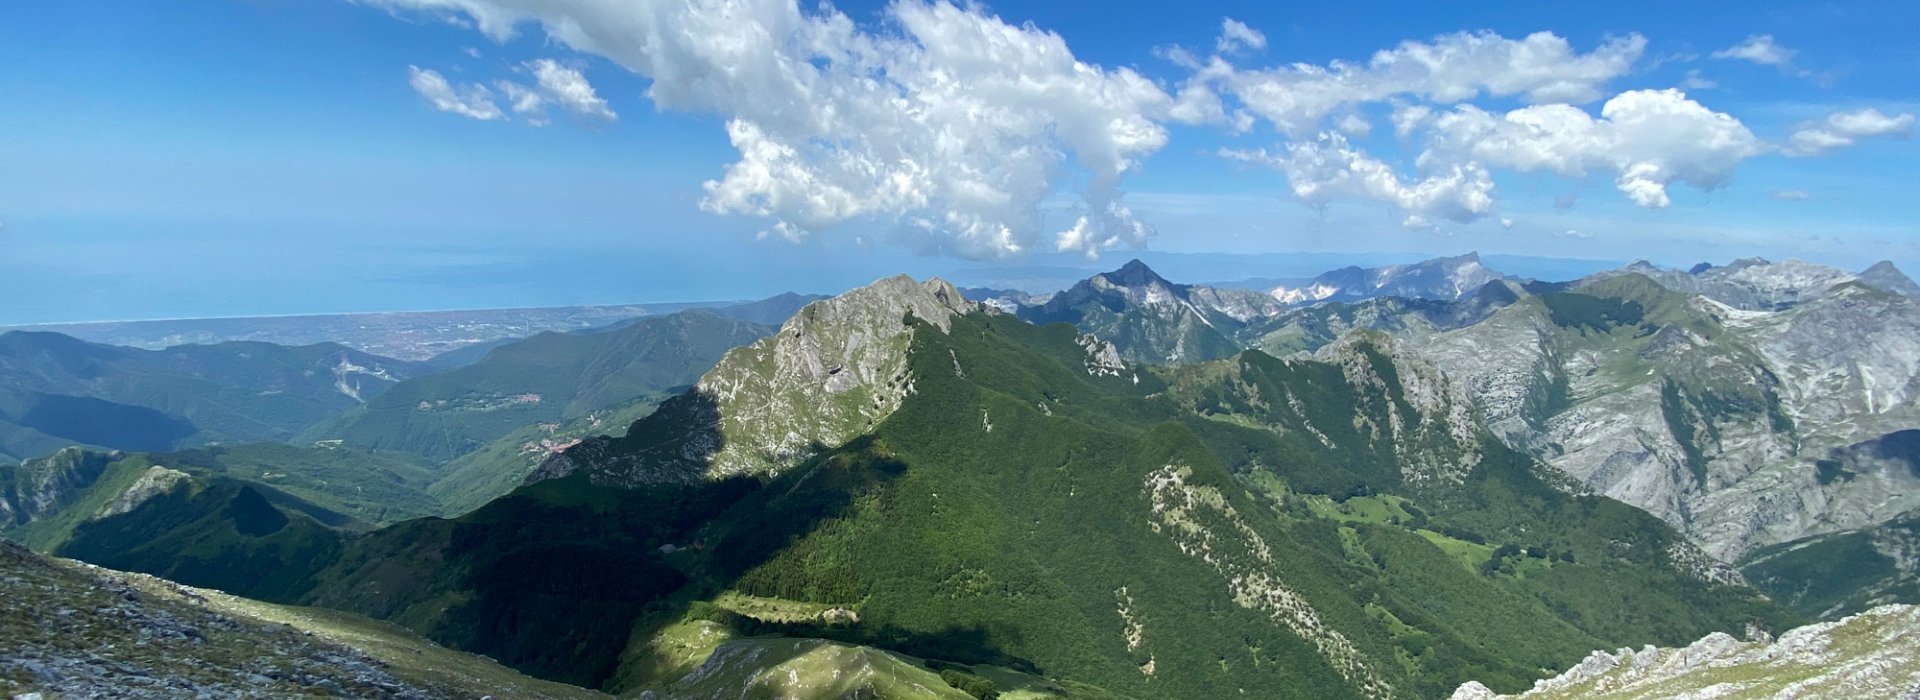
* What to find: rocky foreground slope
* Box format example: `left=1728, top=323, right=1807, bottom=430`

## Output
left=0, top=539, right=598, bottom=699
left=1450, top=604, right=1920, bottom=699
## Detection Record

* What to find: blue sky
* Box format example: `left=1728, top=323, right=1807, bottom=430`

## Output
left=1, top=0, right=1916, bottom=323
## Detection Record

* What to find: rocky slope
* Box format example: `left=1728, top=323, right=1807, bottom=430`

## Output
left=1270, top=252, right=1509, bottom=305
left=0, top=538, right=599, bottom=699
left=1741, top=508, right=1920, bottom=619
left=1027, top=256, right=1920, bottom=610
left=534, top=276, right=976, bottom=486
left=1416, top=269, right=1920, bottom=561
left=1450, top=604, right=1920, bottom=699
left=1585, top=258, right=1859, bottom=311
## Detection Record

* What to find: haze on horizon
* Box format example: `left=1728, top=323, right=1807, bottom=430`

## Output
left=2, top=0, right=1916, bottom=324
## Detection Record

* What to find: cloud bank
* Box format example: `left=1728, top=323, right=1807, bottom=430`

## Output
left=375, top=0, right=1175, bottom=260
left=379, top=2, right=1915, bottom=254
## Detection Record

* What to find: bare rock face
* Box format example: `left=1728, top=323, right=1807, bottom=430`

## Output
left=534, top=276, right=975, bottom=487
left=95, top=466, right=191, bottom=519
left=1588, top=258, right=1859, bottom=311
left=0, top=448, right=119, bottom=527
left=1417, top=266, right=1920, bottom=561
left=1449, top=604, right=1920, bottom=699
left=1314, top=332, right=1483, bottom=487
left=1271, top=252, right=1508, bottom=305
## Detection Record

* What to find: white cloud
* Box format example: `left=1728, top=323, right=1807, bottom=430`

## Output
left=1679, top=69, right=1717, bottom=90
left=496, top=81, right=549, bottom=126
left=367, top=0, right=1174, bottom=260
left=1231, top=89, right=1764, bottom=223
left=484, top=59, right=616, bottom=127
left=1424, top=89, right=1765, bottom=208
left=1785, top=108, right=1916, bottom=156
left=1336, top=112, right=1371, bottom=137
left=1769, top=189, right=1811, bottom=201
left=1224, top=133, right=1496, bottom=229
left=1389, top=102, right=1433, bottom=137
left=1187, top=30, right=1646, bottom=133
left=527, top=59, right=616, bottom=122
left=1216, top=18, right=1266, bottom=54
left=407, top=65, right=504, bottom=121
left=1713, top=34, right=1796, bottom=66
left=462, top=46, right=482, bottom=59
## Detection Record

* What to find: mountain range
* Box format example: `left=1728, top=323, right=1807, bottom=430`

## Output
left=0, top=332, right=419, bottom=461
left=4, top=255, right=1920, bottom=698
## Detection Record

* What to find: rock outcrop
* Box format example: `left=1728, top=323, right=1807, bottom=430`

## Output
left=534, top=276, right=976, bottom=486
left=1450, top=604, right=1920, bottom=699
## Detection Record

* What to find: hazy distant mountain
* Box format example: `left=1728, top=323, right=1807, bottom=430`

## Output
left=7, top=301, right=741, bottom=361
left=0, top=332, right=417, bottom=461
left=308, top=309, right=773, bottom=472
left=1269, top=252, right=1510, bottom=305
left=1018, top=259, right=1286, bottom=364
left=1860, top=260, right=1920, bottom=298
left=1585, top=257, right=1858, bottom=310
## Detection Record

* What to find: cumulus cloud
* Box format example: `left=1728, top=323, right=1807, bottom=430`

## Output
left=496, top=80, right=549, bottom=126
left=1216, top=18, right=1266, bottom=54
left=1185, top=30, right=1646, bottom=133
left=1223, top=133, right=1495, bottom=229
left=527, top=59, right=616, bottom=122
left=1713, top=34, right=1796, bottom=66
left=1785, top=108, right=1916, bottom=156
left=407, top=65, right=504, bottom=120
left=1424, top=89, right=1765, bottom=208
left=368, top=0, right=1173, bottom=260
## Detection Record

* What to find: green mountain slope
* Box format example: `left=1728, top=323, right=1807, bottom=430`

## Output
left=308, top=310, right=773, bottom=464
left=0, top=447, right=402, bottom=602
left=0, top=331, right=419, bottom=459
left=153, top=277, right=1782, bottom=699
left=1740, top=508, right=1920, bottom=619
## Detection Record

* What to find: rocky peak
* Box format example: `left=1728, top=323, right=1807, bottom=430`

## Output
left=536, top=274, right=977, bottom=486
left=1273, top=253, right=1509, bottom=305
left=1100, top=259, right=1170, bottom=289
left=1860, top=260, right=1920, bottom=298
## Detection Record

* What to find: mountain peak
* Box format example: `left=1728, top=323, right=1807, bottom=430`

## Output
left=1101, top=258, right=1169, bottom=288
left=1859, top=260, right=1920, bottom=298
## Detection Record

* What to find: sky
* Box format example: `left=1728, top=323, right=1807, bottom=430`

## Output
left=1, top=0, right=1917, bottom=323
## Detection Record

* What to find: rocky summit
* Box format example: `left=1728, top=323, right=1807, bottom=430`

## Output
left=0, top=539, right=596, bottom=699
left=1450, top=604, right=1920, bottom=699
